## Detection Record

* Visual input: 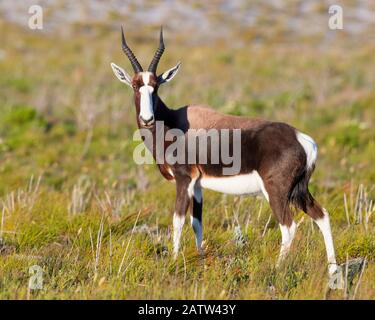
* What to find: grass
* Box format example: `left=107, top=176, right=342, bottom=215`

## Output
left=0, top=13, right=374, bottom=299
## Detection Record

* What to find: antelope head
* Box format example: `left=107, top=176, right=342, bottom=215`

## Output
left=111, top=27, right=181, bottom=128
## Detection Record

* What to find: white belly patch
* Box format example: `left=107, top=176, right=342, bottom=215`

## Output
left=199, top=171, right=269, bottom=200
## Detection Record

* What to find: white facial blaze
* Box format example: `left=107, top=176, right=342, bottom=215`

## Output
left=139, top=72, right=154, bottom=122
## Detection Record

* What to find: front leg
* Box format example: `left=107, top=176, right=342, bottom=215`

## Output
left=190, top=184, right=203, bottom=251
left=173, top=176, right=191, bottom=259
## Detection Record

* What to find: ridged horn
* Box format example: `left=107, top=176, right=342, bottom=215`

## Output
left=121, top=26, right=143, bottom=73
left=148, top=26, right=165, bottom=73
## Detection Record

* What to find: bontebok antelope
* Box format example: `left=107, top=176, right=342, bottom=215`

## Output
left=110, top=27, right=338, bottom=276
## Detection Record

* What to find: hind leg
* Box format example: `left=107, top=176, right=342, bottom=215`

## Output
left=277, top=221, right=297, bottom=266
left=264, top=182, right=297, bottom=266
left=304, top=197, right=338, bottom=276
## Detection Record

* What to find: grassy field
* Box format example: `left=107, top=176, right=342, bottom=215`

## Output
left=0, top=8, right=374, bottom=300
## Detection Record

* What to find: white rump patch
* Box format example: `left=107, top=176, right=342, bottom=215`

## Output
left=199, top=171, right=269, bottom=201
left=296, top=131, right=318, bottom=170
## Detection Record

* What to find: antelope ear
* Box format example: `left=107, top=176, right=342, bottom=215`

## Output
left=110, top=62, right=132, bottom=87
left=157, top=62, right=181, bottom=84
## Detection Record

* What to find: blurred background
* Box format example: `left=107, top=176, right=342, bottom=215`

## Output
left=0, top=1, right=374, bottom=299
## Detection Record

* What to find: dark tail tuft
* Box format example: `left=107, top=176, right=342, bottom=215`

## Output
left=288, top=167, right=315, bottom=212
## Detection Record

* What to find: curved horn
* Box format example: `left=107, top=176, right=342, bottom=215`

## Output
left=121, top=26, right=143, bottom=73
left=148, top=26, right=165, bottom=73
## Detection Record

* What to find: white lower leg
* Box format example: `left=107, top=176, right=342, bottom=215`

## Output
left=190, top=216, right=203, bottom=250
left=314, top=208, right=337, bottom=276
left=277, top=221, right=297, bottom=266
left=173, top=212, right=185, bottom=258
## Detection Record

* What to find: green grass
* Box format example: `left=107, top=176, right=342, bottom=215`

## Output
left=0, top=18, right=374, bottom=300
